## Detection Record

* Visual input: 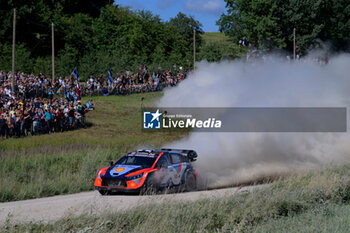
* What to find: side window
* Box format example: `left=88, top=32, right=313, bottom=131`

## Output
left=170, top=154, right=181, bottom=164
left=156, top=155, right=170, bottom=168
left=181, top=155, right=189, bottom=163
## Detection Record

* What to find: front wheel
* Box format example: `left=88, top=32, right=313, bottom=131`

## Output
left=98, top=190, right=110, bottom=195
left=140, top=175, right=158, bottom=195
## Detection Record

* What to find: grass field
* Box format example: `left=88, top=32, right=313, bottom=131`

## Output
left=202, top=32, right=231, bottom=44
left=0, top=92, right=185, bottom=202
left=2, top=165, right=349, bottom=232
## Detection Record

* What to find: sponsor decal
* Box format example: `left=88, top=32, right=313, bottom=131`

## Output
left=115, top=168, right=125, bottom=172
left=134, top=153, right=157, bottom=157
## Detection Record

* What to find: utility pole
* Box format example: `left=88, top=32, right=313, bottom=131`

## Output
left=293, top=28, right=296, bottom=61
left=52, top=23, right=55, bottom=82
left=11, top=8, right=16, bottom=93
left=193, top=29, right=196, bottom=70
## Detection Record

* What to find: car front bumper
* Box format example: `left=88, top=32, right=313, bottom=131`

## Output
left=94, top=186, right=142, bottom=193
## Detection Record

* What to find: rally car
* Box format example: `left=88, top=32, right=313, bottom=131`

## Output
left=94, top=148, right=198, bottom=195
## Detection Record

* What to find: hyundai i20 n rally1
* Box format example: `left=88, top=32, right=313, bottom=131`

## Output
left=94, top=149, right=198, bottom=195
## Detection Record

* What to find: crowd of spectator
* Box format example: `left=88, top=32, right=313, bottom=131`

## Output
left=84, top=65, right=188, bottom=96
left=0, top=71, right=93, bottom=139
left=0, top=65, right=188, bottom=139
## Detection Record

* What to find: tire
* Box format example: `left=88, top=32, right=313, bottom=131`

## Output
left=184, top=172, right=197, bottom=192
left=98, top=190, right=110, bottom=195
left=140, top=175, right=158, bottom=195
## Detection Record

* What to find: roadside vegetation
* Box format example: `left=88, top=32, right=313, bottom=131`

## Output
left=2, top=164, right=349, bottom=232
left=0, top=92, right=185, bottom=202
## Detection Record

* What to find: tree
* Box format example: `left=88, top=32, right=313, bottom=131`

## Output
left=0, top=2, right=206, bottom=78
left=198, top=41, right=245, bottom=62
left=0, top=0, right=109, bottom=57
left=218, top=0, right=350, bottom=53
left=0, top=43, right=33, bottom=72
left=217, top=0, right=284, bottom=50
left=169, top=12, right=204, bottom=61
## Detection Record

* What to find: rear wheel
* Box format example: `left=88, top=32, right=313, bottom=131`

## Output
left=184, top=172, right=197, bottom=192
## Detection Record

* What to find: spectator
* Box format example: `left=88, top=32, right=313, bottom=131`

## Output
left=0, top=64, right=191, bottom=139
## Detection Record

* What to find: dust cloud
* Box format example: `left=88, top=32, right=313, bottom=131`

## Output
left=158, top=54, right=350, bottom=188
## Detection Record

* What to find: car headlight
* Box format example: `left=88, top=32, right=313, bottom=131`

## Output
left=98, top=170, right=106, bottom=178
left=128, top=173, right=144, bottom=180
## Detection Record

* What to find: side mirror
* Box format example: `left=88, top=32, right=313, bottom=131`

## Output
left=109, top=161, right=114, bottom=166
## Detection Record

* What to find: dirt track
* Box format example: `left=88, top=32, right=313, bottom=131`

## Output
left=0, top=185, right=262, bottom=224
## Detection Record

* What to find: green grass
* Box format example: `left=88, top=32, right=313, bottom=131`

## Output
left=2, top=165, right=350, bottom=233
left=251, top=204, right=350, bottom=233
left=202, top=32, right=231, bottom=44
left=0, top=148, right=113, bottom=201
left=0, top=92, right=185, bottom=202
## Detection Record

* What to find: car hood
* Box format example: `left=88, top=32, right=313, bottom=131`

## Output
left=104, top=164, right=144, bottom=178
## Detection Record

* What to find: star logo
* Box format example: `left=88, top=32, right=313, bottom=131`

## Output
left=143, top=109, right=162, bottom=129
left=150, top=109, right=161, bottom=122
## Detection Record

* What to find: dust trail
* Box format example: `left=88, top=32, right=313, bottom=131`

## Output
left=158, top=55, right=350, bottom=188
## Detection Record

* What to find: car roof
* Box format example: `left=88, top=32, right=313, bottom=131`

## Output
left=128, top=149, right=196, bottom=162
left=133, top=149, right=183, bottom=157
left=137, top=149, right=181, bottom=154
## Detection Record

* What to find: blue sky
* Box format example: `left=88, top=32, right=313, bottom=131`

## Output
left=117, top=0, right=227, bottom=32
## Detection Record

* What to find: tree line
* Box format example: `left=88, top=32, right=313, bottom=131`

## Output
left=0, top=1, right=206, bottom=79
left=2, top=0, right=348, bottom=79
left=217, top=0, right=350, bottom=54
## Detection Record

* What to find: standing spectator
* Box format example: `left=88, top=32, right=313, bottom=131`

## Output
left=0, top=114, right=7, bottom=138
left=22, top=110, right=31, bottom=136
left=68, top=106, right=75, bottom=128
left=44, top=110, right=52, bottom=134
left=32, top=110, right=40, bottom=135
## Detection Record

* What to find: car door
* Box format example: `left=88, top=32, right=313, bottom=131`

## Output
left=169, top=153, right=185, bottom=185
left=154, top=154, right=171, bottom=187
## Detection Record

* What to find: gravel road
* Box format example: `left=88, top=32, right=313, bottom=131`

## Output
left=0, top=185, right=262, bottom=224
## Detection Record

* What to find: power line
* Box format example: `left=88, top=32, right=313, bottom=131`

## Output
left=193, top=29, right=196, bottom=70
left=52, top=23, right=55, bottom=81
left=12, top=8, right=16, bottom=92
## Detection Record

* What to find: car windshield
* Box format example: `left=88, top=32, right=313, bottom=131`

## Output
left=116, top=155, right=157, bottom=168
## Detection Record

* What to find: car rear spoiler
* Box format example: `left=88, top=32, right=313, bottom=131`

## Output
left=161, top=148, right=198, bottom=162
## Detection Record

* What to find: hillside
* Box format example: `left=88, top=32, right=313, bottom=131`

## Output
left=202, top=32, right=231, bottom=44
